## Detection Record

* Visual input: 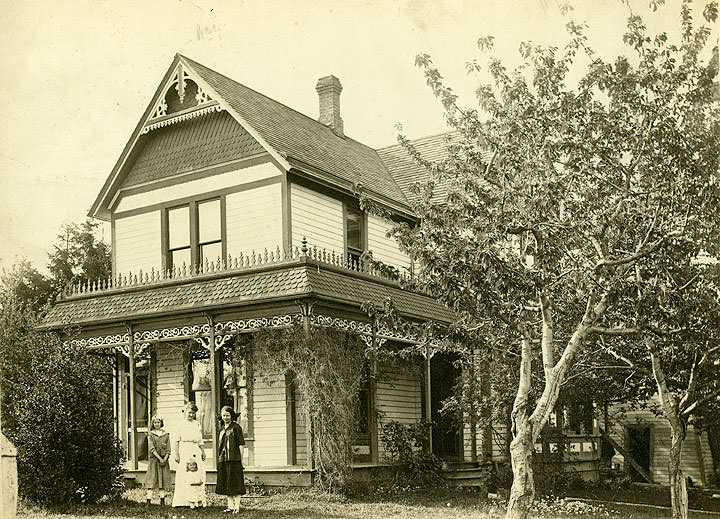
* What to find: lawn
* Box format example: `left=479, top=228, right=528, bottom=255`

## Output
left=16, top=487, right=720, bottom=519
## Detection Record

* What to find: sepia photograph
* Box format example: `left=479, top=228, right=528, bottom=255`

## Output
left=1, top=1, right=719, bottom=518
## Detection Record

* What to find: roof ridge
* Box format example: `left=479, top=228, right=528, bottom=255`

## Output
left=376, top=130, right=456, bottom=152
left=181, top=54, right=371, bottom=147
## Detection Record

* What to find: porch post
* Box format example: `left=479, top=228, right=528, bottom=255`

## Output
left=127, top=325, right=138, bottom=471
left=424, top=343, right=432, bottom=453
left=469, top=348, right=477, bottom=463
left=205, top=315, right=219, bottom=469
left=369, top=327, right=379, bottom=465
left=301, top=303, right=315, bottom=470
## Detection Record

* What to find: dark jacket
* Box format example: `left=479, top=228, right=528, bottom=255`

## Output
left=218, top=422, right=245, bottom=463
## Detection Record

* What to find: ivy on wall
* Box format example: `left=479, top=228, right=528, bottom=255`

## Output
left=233, top=325, right=368, bottom=490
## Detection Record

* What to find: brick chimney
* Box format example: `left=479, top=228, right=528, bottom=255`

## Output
left=315, top=75, right=344, bottom=137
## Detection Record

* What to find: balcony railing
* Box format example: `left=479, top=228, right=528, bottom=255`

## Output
left=62, top=237, right=427, bottom=299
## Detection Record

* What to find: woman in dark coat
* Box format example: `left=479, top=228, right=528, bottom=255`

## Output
left=216, top=406, right=246, bottom=513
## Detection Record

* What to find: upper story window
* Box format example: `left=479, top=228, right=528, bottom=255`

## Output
left=165, top=198, right=223, bottom=271
left=345, top=206, right=365, bottom=265
left=198, top=199, right=221, bottom=264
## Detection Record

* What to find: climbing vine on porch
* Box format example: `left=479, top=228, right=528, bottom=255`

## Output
left=233, top=325, right=368, bottom=490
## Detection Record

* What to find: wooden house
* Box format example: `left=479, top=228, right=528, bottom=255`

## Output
left=39, top=55, right=489, bottom=486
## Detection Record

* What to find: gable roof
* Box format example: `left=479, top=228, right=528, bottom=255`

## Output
left=377, top=132, right=455, bottom=205
left=378, top=132, right=495, bottom=205
left=90, top=54, right=412, bottom=220
left=182, top=56, right=410, bottom=209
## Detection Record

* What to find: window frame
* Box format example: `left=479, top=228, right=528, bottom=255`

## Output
left=162, top=197, right=226, bottom=272
left=343, top=202, right=367, bottom=266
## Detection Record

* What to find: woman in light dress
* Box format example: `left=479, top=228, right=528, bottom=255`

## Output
left=172, top=402, right=207, bottom=508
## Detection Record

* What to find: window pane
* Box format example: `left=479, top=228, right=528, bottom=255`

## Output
left=346, top=209, right=362, bottom=250
left=168, top=206, right=190, bottom=249
left=171, top=248, right=191, bottom=270
left=200, top=242, right=222, bottom=266
left=198, top=199, right=221, bottom=243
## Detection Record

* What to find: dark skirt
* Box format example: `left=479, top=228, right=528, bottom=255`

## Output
left=216, top=461, right=246, bottom=496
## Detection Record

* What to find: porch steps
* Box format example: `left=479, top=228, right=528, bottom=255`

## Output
left=442, top=461, right=489, bottom=488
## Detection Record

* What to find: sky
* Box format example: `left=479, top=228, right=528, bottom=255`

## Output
left=0, top=0, right=713, bottom=273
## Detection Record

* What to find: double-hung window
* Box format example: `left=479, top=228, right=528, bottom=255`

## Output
left=345, top=206, right=364, bottom=265
left=165, top=198, right=223, bottom=271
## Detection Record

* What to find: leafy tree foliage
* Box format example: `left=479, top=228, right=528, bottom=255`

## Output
left=386, top=2, right=718, bottom=517
left=0, top=287, right=123, bottom=504
left=0, top=218, right=119, bottom=504
left=48, top=219, right=111, bottom=295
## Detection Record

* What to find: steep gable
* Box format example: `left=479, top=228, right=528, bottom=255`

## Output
left=90, top=54, right=412, bottom=220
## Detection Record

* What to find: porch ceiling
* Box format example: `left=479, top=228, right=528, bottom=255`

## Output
left=39, top=258, right=454, bottom=330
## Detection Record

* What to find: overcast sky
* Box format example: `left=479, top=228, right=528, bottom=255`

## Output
left=0, top=0, right=712, bottom=273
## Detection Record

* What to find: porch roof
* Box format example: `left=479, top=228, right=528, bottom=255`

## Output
left=39, top=257, right=454, bottom=330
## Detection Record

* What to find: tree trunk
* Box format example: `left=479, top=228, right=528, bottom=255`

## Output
left=506, top=418, right=534, bottom=519
left=649, top=342, right=688, bottom=519
left=506, top=337, right=534, bottom=519
left=669, top=424, right=688, bottom=519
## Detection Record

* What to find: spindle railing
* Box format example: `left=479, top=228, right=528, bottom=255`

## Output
left=62, top=237, right=428, bottom=298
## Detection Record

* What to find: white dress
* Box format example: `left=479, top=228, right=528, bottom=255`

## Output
left=172, top=419, right=206, bottom=507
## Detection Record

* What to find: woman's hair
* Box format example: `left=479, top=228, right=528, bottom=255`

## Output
left=150, top=415, right=164, bottom=429
left=184, top=401, right=198, bottom=414
left=220, top=405, right=236, bottom=422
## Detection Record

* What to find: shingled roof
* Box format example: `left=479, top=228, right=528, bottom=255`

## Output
left=40, top=259, right=454, bottom=330
left=182, top=56, right=411, bottom=209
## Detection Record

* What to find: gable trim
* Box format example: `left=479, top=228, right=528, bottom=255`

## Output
left=90, top=54, right=291, bottom=221
left=178, top=55, right=291, bottom=173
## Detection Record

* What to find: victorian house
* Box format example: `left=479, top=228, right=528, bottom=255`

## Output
left=39, top=54, right=487, bottom=486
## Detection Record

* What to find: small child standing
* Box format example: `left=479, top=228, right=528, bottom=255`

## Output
left=145, top=415, right=171, bottom=505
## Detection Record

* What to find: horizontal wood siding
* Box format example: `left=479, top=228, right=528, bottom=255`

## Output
left=376, top=363, right=422, bottom=461
left=226, top=184, right=283, bottom=257
left=295, top=391, right=307, bottom=464
left=609, top=398, right=713, bottom=486
left=253, top=371, right=288, bottom=467
left=115, top=161, right=282, bottom=213
left=155, top=342, right=186, bottom=439
left=367, top=214, right=412, bottom=273
left=291, top=183, right=344, bottom=254
left=114, top=211, right=161, bottom=277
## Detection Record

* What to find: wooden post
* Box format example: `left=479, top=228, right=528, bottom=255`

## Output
left=285, top=372, right=297, bottom=466
left=695, top=427, right=708, bottom=487
left=127, top=325, right=137, bottom=471
left=469, top=348, right=477, bottom=463
left=302, top=305, right=315, bottom=470
left=206, top=315, right=219, bottom=471
left=369, top=329, right=379, bottom=465
left=424, top=343, right=432, bottom=454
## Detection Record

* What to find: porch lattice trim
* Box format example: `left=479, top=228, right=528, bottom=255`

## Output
left=70, top=313, right=423, bottom=356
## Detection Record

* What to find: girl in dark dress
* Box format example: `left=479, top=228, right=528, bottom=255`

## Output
left=144, top=415, right=171, bottom=505
left=216, top=406, right=246, bottom=513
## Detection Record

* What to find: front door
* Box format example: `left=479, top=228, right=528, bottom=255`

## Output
left=430, top=354, right=461, bottom=460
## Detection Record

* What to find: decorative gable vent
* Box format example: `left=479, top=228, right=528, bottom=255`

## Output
left=142, top=62, right=221, bottom=134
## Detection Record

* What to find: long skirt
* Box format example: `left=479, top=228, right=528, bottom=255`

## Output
left=144, top=459, right=171, bottom=492
left=216, top=461, right=246, bottom=496
left=172, top=443, right=206, bottom=507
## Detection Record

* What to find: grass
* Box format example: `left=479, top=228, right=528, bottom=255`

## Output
left=16, top=487, right=720, bottom=519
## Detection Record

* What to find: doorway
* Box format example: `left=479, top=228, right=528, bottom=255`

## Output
left=430, top=353, right=462, bottom=460
left=627, top=425, right=652, bottom=482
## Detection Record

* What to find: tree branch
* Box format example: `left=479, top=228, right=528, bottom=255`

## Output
left=594, top=231, right=681, bottom=270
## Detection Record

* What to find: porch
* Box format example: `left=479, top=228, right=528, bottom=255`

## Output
left=39, top=246, right=466, bottom=476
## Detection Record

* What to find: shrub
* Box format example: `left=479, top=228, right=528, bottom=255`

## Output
left=380, top=420, right=444, bottom=486
left=0, top=300, right=123, bottom=505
